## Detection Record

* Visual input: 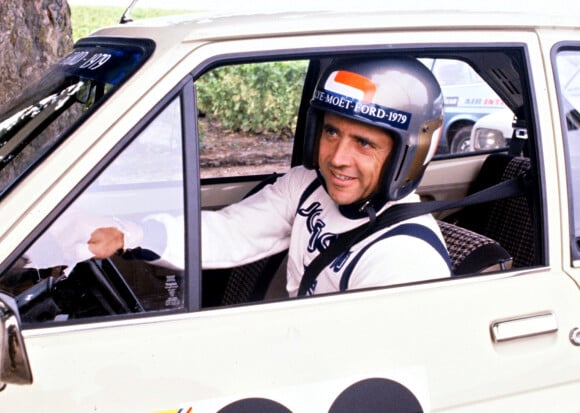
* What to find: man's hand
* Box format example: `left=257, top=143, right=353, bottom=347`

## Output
left=88, top=227, right=124, bottom=259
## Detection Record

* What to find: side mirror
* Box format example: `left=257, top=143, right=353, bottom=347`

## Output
left=0, top=293, right=33, bottom=388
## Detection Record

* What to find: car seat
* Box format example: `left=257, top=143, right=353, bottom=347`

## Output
left=215, top=220, right=512, bottom=306
left=438, top=220, right=512, bottom=275
left=219, top=250, right=287, bottom=305
left=446, top=153, right=535, bottom=268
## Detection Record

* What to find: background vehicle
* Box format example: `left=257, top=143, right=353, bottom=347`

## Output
left=0, top=5, right=579, bottom=413
left=469, top=108, right=515, bottom=151
left=422, top=58, right=507, bottom=154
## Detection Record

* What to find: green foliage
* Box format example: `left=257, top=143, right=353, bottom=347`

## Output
left=197, top=61, right=308, bottom=136
left=70, top=6, right=193, bottom=42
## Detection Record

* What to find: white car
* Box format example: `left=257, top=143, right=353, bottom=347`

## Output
left=1, top=4, right=580, bottom=413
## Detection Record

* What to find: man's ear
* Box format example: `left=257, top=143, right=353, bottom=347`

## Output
left=303, top=108, right=321, bottom=169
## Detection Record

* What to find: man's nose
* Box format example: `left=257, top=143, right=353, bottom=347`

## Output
left=329, top=138, right=352, bottom=166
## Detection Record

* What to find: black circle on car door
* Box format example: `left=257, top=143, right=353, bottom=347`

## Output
left=329, top=377, right=423, bottom=413
left=218, top=397, right=291, bottom=413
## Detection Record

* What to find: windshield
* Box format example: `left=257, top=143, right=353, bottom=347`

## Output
left=0, top=38, right=154, bottom=198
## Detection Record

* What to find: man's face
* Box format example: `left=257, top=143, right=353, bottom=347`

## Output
left=318, top=112, right=394, bottom=205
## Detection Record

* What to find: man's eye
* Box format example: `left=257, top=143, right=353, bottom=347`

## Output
left=323, top=125, right=338, bottom=136
left=357, top=137, right=371, bottom=147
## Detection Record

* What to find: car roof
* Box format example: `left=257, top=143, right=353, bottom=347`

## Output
left=91, top=7, right=579, bottom=46
left=81, top=6, right=577, bottom=122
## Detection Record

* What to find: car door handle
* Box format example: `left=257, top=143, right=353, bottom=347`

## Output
left=490, top=311, right=558, bottom=343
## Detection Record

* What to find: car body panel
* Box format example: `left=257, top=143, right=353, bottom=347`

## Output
left=1, top=269, right=578, bottom=412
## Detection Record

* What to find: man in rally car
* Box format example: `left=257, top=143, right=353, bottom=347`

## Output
left=86, top=56, right=451, bottom=296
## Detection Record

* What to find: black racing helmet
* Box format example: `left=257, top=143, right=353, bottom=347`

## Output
left=304, top=57, right=444, bottom=203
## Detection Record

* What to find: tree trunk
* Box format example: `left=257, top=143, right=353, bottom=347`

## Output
left=0, top=0, right=73, bottom=106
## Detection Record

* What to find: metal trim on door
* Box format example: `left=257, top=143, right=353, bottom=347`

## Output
left=490, top=311, right=558, bottom=343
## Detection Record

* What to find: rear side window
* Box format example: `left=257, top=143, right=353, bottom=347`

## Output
left=0, top=38, right=154, bottom=198
left=556, top=47, right=580, bottom=260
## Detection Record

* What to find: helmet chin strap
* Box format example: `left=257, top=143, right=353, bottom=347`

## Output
left=336, top=188, right=389, bottom=221
left=359, top=200, right=377, bottom=227
left=353, top=188, right=389, bottom=225
left=317, top=169, right=387, bottom=221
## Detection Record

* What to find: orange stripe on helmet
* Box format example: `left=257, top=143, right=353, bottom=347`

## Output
left=334, top=70, right=377, bottom=102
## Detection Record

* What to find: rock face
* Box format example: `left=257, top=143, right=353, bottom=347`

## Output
left=0, top=0, right=73, bottom=106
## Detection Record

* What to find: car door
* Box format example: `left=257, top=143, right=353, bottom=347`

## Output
left=1, top=26, right=580, bottom=413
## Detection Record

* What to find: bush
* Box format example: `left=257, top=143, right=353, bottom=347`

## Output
left=197, top=61, right=308, bottom=137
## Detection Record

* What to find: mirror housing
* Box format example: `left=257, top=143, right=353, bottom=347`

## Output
left=0, top=293, right=33, bottom=388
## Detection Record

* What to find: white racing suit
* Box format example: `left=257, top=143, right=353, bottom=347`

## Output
left=202, top=166, right=451, bottom=296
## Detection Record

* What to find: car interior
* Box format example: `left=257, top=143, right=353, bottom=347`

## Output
left=199, top=47, right=541, bottom=307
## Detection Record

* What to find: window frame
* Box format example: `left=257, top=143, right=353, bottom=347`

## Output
left=189, top=42, right=545, bottom=307
left=3, top=77, right=195, bottom=328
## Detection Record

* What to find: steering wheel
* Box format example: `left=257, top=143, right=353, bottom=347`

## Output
left=83, top=257, right=145, bottom=315
left=12, top=256, right=144, bottom=322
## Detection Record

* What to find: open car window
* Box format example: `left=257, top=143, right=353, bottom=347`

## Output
left=197, top=50, right=542, bottom=306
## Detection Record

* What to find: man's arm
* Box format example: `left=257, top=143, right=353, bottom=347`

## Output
left=201, top=168, right=314, bottom=269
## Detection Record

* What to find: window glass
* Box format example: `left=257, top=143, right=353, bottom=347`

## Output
left=1, top=97, right=185, bottom=323
left=196, top=61, right=308, bottom=179
left=557, top=49, right=580, bottom=252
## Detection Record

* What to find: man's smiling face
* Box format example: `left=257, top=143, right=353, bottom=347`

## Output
left=317, top=112, right=394, bottom=205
